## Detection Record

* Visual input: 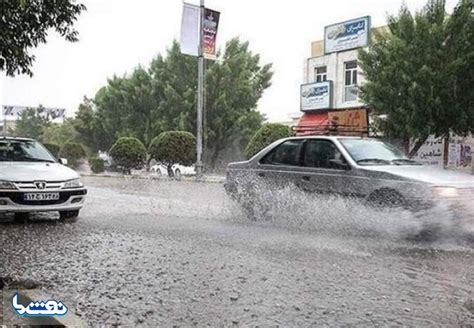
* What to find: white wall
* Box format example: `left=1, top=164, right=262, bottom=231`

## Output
left=305, top=49, right=366, bottom=109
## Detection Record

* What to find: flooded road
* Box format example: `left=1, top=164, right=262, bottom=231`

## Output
left=1, top=176, right=473, bottom=326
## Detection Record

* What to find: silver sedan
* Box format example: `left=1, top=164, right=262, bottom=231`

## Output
left=225, top=136, right=474, bottom=217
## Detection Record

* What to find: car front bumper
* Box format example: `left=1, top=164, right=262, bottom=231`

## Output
left=0, top=188, right=87, bottom=213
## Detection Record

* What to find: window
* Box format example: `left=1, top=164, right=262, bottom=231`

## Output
left=315, top=66, right=327, bottom=83
left=344, top=61, right=358, bottom=102
left=338, top=138, right=418, bottom=165
left=0, top=140, right=56, bottom=163
left=303, top=139, right=346, bottom=169
left=261, top=140, right=304, bottom=166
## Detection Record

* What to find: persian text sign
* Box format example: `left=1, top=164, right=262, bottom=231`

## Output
left=300, top=81, right=332, bottom=111
left=413, top=136, right=445, bottom=166
left=203, top=8, right=220, bottom=59
left=324, top=16, right=371, bottom=54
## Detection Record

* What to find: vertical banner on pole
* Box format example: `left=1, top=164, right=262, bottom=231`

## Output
left=180, top=3, right=200, bottom=56
left=180, top=4, right=220, bottom=59
left=203, top=8, right=220, bottom=59
left=180, top=2, right=220, bottom=179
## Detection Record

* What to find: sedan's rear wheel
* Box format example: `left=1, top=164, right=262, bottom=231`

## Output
left=367, top=189, right=405, bottom=208
left=59, top=210, right=80, bottom=221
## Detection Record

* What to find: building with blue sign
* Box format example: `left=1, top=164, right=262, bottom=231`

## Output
left=296, top=16, right=389, bottom=135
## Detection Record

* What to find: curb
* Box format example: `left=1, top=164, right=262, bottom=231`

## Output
left=79, top=173, right=225, bottom=184
left=3, top=289, right=86, bottom=327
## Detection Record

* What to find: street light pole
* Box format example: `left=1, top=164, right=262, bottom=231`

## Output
left=195, top=0, right=205, bottom=181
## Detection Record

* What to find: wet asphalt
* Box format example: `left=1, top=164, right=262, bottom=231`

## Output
left=1, top=176, right=473, bottom=327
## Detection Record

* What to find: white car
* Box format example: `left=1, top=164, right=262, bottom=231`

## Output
left=150, top=164, right=196, bottom=180
left=0, top=137, right=87, bottom=221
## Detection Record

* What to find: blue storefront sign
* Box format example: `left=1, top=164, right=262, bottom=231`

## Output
left=324, top=16, right=371, bottom=54
left=300, top=81, right=333, bottom=111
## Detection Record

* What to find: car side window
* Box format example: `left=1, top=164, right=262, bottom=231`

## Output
left=261, top=140, right=304, bottom=166
left=303, top=139, right=346, bottom=169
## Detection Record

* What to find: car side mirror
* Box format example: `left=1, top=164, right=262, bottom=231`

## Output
left=59, top=158, right=68, bottom=166
left=329, top=159, right=350, bottom=170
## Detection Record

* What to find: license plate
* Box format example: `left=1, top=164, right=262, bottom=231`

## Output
left=24, top=193, right=60, bottom=201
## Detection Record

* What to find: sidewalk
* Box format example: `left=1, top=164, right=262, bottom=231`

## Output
left=79, top=171, right=226, bottom=184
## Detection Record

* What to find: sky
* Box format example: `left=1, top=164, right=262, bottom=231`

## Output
left=0, top=0, right=459, bottom=122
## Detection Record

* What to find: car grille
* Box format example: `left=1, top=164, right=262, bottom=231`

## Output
left=14, top=181, right=64, bottom=190
left=0, top=190, right=86, bottom=206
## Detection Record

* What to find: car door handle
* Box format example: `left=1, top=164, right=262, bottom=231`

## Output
left=301, top=176, right=310, bottom=181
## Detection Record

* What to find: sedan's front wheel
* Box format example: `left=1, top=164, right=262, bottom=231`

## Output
left=14, top=212, right=29, bottom=222
left=59, top=210, right=80, bottom=221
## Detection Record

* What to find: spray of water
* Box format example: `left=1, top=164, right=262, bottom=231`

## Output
left=228, top=180, right=473, bottom=244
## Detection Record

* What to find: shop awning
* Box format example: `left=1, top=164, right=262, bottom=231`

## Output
left=294, top=112, right=329, bottom=136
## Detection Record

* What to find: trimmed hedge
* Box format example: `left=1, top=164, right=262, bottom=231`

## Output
left=42, top=143, right=60, bottom=158
left=89, top=156, right=105, bottom=173
left=149, top=131, right=196, bottom=167
left=245, top=123, right=293, bottom=159
left=109, top=137, right=146, bottom=174
left=59, top=142, right=87, bottom=168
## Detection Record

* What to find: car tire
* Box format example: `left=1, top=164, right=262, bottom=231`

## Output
left=59, top=210, right=80, bottom=222
left=367, top=188, right=405, bottom=208
left=14, top=212, right=29, bottom=222
left=174, top=168, right=182, bottom=181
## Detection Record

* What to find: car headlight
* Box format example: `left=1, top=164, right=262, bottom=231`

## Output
left=0, top=180, right=17, bottom=190
left=433, top=187, right=458, bottom=198
left=63, top=178, right=83, bottom=189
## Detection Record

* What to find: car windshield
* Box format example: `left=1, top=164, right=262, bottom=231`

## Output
left=339, top=138, right=420, bottom=165
left=0, top=140, right=56, bottom=163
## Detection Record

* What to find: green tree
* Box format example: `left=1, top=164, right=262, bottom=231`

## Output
left=59, top=142, right=86, bottom=168
left=0, top=0, right=86, bottom=76
left=88, top=38, right=272, bottom=168
left=41, top=119, right=80, bottom=146
left=93, top=67, right=160, bottom=149
left=73, top=96, right=115, bottom=153
left=12, top=107, right=50, bottom=139
left=443, top=0, right=474, bottom=134
left=109, top=137, right=147, bottom=174
left=359, top=0, right=474, bottom=156
left=149, top=42, right=197, bottom=135
left=204, top=39, right=272, bottom=167
left=149, top=39, right=272, bottom=168
left=89, top=156, right=105, bottom=173
left=149, top=131, right=196, bottom=177
left=245, top=123, right=293, bottom=159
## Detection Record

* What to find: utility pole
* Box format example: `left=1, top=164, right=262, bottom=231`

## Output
left=195, top=0, right=205, bottom=181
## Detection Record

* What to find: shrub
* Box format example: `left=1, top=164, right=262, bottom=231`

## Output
left=42, top=143, right=60, bottom=158
left=109, top=137, right=146, bottom=174
left=59, top=142, right=87, bottom=168
left=149, top=131, right=196, bottom=176
left=245, top=123, right=293, bottom=159
left=89, top=156, right=105, bottom=174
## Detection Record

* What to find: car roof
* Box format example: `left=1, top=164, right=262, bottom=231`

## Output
left=284, top=135, right=373, bottom=141
left=0, top=136, right=35, bottom=142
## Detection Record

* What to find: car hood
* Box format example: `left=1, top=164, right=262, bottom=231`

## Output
left=362, top=165, right=474, bottom=187
left=0, top=162, right=79, bottom=182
